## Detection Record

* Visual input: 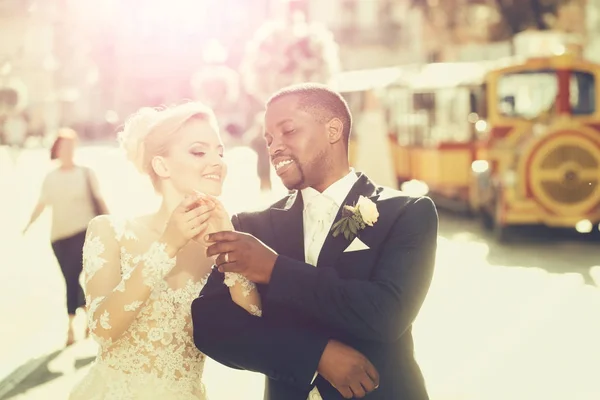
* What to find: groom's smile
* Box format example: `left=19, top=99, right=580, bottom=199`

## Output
left=273, top=157, right=295, bottom=176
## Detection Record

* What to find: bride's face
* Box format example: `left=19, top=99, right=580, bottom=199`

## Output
left=158, top=117, right=227, bottom=196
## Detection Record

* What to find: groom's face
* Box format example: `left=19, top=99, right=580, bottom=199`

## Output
left=264, top=96, right=329, bottom=190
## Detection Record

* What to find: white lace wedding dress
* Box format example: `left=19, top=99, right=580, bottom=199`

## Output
left=69, top=215, right=261, bottom=400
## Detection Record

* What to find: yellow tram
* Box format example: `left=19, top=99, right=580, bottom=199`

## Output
left=341, top=54, right=600, bottom=240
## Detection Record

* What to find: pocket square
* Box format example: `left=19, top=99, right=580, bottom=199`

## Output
left=344, top=237, right=370, bottom=252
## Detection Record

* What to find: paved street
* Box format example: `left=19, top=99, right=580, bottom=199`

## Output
left=1, top=145, right=599, bottom=400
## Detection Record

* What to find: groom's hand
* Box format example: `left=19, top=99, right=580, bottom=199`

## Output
left=205, top=231, right=278, bottom=284
left=317, top=340, right=380, bottom=399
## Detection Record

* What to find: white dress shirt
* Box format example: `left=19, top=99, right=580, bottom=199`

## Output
left=301, top=170, right=358, bottom=399
left=302, top=170, right=358, bottom=267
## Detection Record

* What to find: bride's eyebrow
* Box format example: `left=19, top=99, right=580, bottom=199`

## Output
left=189, top=141, right=223, bottom=150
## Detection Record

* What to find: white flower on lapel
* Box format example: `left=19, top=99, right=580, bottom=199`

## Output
left=332, top=196, right=378, bottom=242
left=355, top=196, right=379, bottom=226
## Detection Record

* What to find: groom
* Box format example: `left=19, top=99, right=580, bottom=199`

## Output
left=191, top=83, right=438, bottom=399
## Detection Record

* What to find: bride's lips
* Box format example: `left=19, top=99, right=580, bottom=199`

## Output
left=273, top=158, right=295, bottom=176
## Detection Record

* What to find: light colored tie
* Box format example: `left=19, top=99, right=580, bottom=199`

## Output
left=304, top=196, right=334, bottom=400
left=305, top=195, right=336, bottom=266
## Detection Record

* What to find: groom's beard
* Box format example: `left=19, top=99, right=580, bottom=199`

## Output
left=283, top=150, right=327, bottom=191
left=284, top=164, right=306, bottom=191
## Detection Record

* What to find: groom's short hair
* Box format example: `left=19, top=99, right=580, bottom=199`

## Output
left=266, top=83, right=352, bottom=144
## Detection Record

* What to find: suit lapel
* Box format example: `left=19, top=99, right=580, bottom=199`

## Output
left=270, top=191, right=305, bottom=262
left=317, top=173, right=380, bottom=268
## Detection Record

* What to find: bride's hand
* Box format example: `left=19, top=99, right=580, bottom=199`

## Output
left=193, top=193, right=232, bottom=245
left=160, top=194, right=214, bottom=256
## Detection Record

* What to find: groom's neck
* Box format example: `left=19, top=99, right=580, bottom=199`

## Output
left=312, top=165, right=351, bottom=193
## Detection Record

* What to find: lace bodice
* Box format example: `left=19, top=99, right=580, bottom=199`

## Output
left=70, top=215, right=262, bottom=400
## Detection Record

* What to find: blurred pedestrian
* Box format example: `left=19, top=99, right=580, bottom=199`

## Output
left=248, top=112, right=271, bottom=191
left=353, top=90, right=397, bottom=188
left=3, top=111, right=27, bottom=162
left=22, top=127, right=109, bottom=346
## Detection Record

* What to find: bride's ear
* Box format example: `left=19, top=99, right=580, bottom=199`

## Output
left=151, top=156, right=170, bottom=179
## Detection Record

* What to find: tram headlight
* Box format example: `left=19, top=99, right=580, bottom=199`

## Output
left=475, top=120, right=487, bottom=133
left=471, top=160, right=489, bottom=173
left=576, top=219, right=593, bottom=233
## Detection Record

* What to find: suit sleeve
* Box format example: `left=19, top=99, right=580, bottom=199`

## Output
left=191, top=214, right=329, bottom=390
left=266, top=196, right=438, bottom=343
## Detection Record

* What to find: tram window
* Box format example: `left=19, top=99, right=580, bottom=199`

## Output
left=413, top=93, right=435, bottom=116
left=497, top=71, right=557, bottom=119
left=498, top=70, right=596, bottom=118
left=570, top=71, right=595, bottom=115
left=470, top=85, right=488, bottom=119
left=444, top=89, right=471, bottom=143
left=391, top=91, right=419, bottom=146
left=412, top=92, right=436, bottom=145
left=469, top=92, right=477, bottom=114
left=480, top=84, right=488, bottom=119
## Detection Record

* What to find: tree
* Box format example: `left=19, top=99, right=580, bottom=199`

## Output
left=412, top=0, right=582, bottom=44
left=490, top=0, right=580, bottom=40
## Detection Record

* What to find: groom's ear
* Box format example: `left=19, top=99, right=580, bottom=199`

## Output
left=151, top=156, right=171, bottom=179
left=327, top=118, right=344, bottom=144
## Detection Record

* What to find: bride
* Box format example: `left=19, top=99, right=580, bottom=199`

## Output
left=69, top=102, right=261, bottom=399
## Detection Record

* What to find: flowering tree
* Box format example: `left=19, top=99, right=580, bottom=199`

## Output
left=191, top=65, right=241, bottom=110
left=240, top=13, right=341, bottom=103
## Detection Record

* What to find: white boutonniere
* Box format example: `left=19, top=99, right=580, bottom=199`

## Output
left=331, top=196, right=379, bottom=241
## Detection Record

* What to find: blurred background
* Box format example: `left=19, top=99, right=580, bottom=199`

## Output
left=1, top=0, right=600, bottom=399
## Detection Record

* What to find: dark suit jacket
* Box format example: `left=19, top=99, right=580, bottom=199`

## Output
left=191, top=173, right=438, bottom=399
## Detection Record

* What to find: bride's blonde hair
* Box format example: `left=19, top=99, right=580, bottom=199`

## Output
left=118, top=102, right=218, bottom=190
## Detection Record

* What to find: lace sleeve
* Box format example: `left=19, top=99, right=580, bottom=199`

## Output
left=83, top=216, right=177, bottom=348
left=224, top=273, right=262, bottom=317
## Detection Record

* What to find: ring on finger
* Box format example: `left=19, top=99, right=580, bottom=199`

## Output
left=224, top=252, right=229, bottom=263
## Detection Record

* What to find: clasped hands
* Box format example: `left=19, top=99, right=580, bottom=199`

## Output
left=160, top=192, right=231, bottom=257
left=159, top=192, right=278, bottom=284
